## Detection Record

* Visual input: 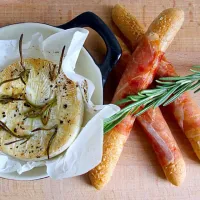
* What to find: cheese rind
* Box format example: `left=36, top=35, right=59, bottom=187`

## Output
left=0, top=58, right=84, bottom=161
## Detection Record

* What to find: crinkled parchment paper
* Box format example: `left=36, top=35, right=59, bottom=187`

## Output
left=0, top=28, right=120, bottom=179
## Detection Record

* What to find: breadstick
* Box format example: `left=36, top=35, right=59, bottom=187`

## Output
left=157, top=59, right=200, bottom=160
left=89, top=8, right=184, bottom=189
left=112, top=4, right=145, bottom=49
left=112, top=4, right=187, bottom=185
left=112, top=5, right=189, bottom=185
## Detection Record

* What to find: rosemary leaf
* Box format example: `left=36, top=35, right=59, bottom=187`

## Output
left=31, top=125, right=58, bottom=159
left=138, top=92, right=146, bottom=97
left=190, top=69, right=200, bottom=73
left=0, top=77, right=21, bottom=87
left=154, top=84, right=180, bottom=107
left=194, top=87, right=200, bottom=93
left=155, top=80, right=175, bottom=85
left=31, top=126, right=57, bottom=132
left=0, top=121, right=31, bottom=139
left=156, top=84, right=175, bottom=89
left=4, top=138, right=25, bottom=145
left=129, top=95, right=143, bottom=101
left=104, top=112, right=128, bottom=134
left=140, top=88, right=163, bottom=94
left=135, top=101, right=157, bottom=116
left=163, top=83, right=191, bottom=106
left=130, top=106, right=140, bottom=115
left=189, top=80, right=200, bottom=91
left=49, top=64, right=57, bottom=81
left=19, top=69, right=30, bottom=85
left=115, top=97, right=132, bottom=105
left=19, top=34, right=25, bottom=70
left=20, top=136, right=33, bottom=145
left=41, top=106, right=51, bottom=125
left=58, top=46, right=66, bottom=75
left=104, top=109, right=127, bottom=125
left=46, top=126, right=58, bottom=159
left=0, top=95, right=24, bottom=104
left=25, top=96, right=56, bottom=125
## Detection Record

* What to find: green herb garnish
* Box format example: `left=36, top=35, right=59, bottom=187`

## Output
left=0, top=34, right=30, bottom=87
left=32, top=125, right=58, bottom=159
left=0, top=77, right=21, bottom=87
left=0, top=121, right=32, bottom=146
left=58, top=46, right=65, bottom=75
left=0, top=95, right=24, bottom=104
left=24, top=96, right=57, bottom=125
left=18, top=34, right=30, bottom=84
left=49, top=46, right=65, bottom=81
left=104, top=66, right=200, bottom=134
left=4, top=138, right=24, bottom=145
left=49, top=64, right=57, bottom=81
left=19, top=34, right=25, bottom=71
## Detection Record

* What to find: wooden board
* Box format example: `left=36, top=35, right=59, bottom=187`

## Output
left=0, top=0, right=200, bottom=199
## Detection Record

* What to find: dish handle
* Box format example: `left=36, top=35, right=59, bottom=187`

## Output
left=57, top=12, right=122, bottom=85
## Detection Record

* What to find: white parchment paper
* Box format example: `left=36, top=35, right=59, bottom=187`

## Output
left=0, top=29, right=120, bottom=179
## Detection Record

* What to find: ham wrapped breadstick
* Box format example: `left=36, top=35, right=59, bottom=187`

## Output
left=112, top=5, right=186, bottom=186
left=89, top=8, right=184, bottom=189
left=113, top=4, right=200, bottom=160
left=112, top=4, right=186, bottom=185
left=157, top=60, right=200, bottom=160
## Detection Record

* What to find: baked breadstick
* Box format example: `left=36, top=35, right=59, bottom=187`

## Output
left=112, top=4, right=187, bottom=186
left=89, top=8, right=184, bottom=189
left=157, top=59, right=200, bottom=160
left=112, top=4, right=145, bottom=49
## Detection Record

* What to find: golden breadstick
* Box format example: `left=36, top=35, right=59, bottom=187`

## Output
left=112, top=4, right=145, bottom=49
left=89, top=8, right=184, bottom=189
left=112, top=4, right=187, bottom=185
left=109, top=37, right=186, bottom=186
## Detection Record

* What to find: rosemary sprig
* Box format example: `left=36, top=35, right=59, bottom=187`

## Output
left=18, top=34, right=30, bottom=84
left=32, top=125, right=58, bottom=159
left=0, top=77, right=21, bottom=87
left=0, top=95, right=24, bottom=104
left=0, top=34, right=30, bottom=87
left=0, top=121, right=30, bottom=139
left=19, top=34, right=25, bottom=71
left=49, top=46, right=66, bottom=81
left=24, top=96, right=57, bottom=125
left=49, top=64, right=57, bottom=81
left=4, top=138, right=25, bottom=145
left=58, top=46, right=65, bottom=75
left=0, top=121, right=32, bottom=146
left=104, top=66, right=200, bottom=134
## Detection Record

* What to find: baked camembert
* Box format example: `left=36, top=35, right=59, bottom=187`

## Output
left=0, top=35, right=84, bottom=161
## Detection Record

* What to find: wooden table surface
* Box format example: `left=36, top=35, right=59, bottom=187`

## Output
left=0, top=0, right=200, bottom=199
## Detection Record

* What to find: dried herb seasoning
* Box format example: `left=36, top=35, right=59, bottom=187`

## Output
left=32, top=125, right=58, bottom=159
left=24, top=96, right=57, bottom=125
left=0, top=34, right=30, bottom=87
left=0, top=95, right=24, bottom=104
left=49, top=45, right=65, bottom=81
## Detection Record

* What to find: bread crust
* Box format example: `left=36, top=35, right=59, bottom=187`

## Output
left=89, top=8, right=184, bottom=189
left=89, top=129, right=127, bottom=190
left=112, top=5, right=184, bottom=52
left=112, top=4, right=145, bottom=49
left=111, top=5, right=186, bottom=186
left=163, top=158, right=186, bottom=186
left=146, top=8, right=184, bottom=52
